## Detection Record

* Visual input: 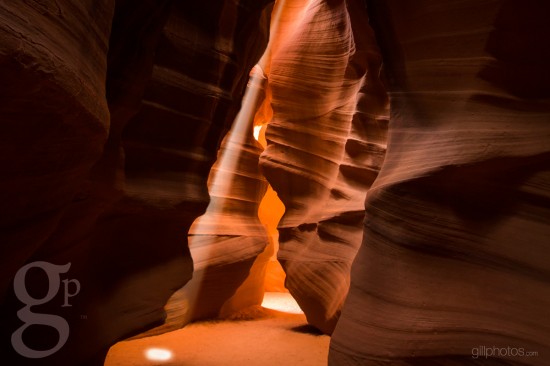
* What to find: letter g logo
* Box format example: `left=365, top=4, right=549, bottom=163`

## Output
left=11, top=261, right=80, bottom=358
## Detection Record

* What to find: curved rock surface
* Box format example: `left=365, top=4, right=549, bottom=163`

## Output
left=260, top=0, right=389, bottom=334
left=330, top=1, right=550, bottom=365
left=0, top=1, right=114, bottom=364
left=157, top=68, right=271, bottom=330
left=0, top=1, right=273, bottom=365
left=3, top=0, right=549, bottom=364
left=0, top=0, right=112, bottom=299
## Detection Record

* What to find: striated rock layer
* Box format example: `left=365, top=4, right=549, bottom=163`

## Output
left=0, top=1, right=114, bottom=364
left=156, top=68, right=271, bottom=331
left=0, top=1, right=273, bottom=365
left=260, top=0, right=389, bottom=334
left=330, top=0, right=550, bottom=365
left=0, top=0, right=112, bottom=300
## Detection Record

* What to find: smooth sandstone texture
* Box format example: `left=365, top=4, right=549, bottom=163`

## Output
left=0, top=0, right=112, bottom=300
left=260, top=0, right=389, bottom=334
left=2, top=0, right=549, bottom=364
left=0, top=1, right=114, bottom=364
left=330, top=0, right=550, bottom=365
left=150, top=68, right=272, bottom=333
left=0, top=1, right=273, bottom=365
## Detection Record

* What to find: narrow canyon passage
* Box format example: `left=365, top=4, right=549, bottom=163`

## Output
left=0, top=0, right=549, bottom=365
left=105, top=61, right=316, bottom=365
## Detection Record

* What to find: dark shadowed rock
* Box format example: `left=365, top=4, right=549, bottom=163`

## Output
left=330, top=1, right=550, bottom=364
left=0, top=1, right=273, bottom=364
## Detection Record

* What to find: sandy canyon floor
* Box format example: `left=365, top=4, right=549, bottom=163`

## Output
left=104, top=293, right=330, bottom=366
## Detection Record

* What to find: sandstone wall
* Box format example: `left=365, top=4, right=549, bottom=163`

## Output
left=0, top=1, right=273, bottom=364
left=330, top=1, right=550, bottom=364
left=156, top=68, right=271, bottom=331
left=260, top=0, right=389, bottom=334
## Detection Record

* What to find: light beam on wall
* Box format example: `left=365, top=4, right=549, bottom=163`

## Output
left=157, top=1, right=292, bottom=328
left=180, top=0, right=292, bottom=320
left=175, top=64, right=269, bottom=323
left=189, top=64, right=268, bottom=270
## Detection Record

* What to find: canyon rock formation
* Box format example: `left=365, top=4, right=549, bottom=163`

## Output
left=329, top=0, right=550, bottom=365
left=260, top=0, right=389, bottom=334
left=157, top=67, right=271, bottom=331
left=1, top=0, right=549, bottom=365
left=0, top=1, right=273, bottom=365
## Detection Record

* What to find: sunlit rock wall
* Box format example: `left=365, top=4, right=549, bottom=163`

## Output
left=330, top=0, right=550, bottom=365
left=260, top=0, right=389, bottom=334
left=0, top=1, right=273, bottom=364
left=160, top=68, right=271, bottom=329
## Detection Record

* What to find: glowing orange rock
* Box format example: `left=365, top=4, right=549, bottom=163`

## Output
left=260, top=0, right=389, bottom=334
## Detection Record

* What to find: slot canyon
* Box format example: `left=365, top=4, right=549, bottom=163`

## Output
left=0, top=0, right=549, bottom=365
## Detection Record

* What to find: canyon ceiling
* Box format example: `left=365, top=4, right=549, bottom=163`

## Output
left=0, top=0, right=549, bottom=365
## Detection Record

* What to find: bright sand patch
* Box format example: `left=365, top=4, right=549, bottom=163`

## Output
left=105, top=293, right=329, bottom=366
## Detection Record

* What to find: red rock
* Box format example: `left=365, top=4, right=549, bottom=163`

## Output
left=330, top=1, right=550, bottom=364
left=167, top=67, right=271, bottom=326
left=260, top=0, right=389, bottom=334
left=0, top=1, right=274, bottom=364
left=2, top=0, right=549, bottom=364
